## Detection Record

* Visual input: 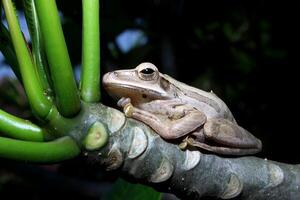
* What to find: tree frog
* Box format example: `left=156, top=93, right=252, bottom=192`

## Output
left=103, top=63, right=262, bottom=155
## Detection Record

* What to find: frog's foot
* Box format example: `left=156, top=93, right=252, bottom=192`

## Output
left=178, top=136, right=189, bottom=150
left=186, top=136, right=200, bottom=147
left=183, top=136, right=212, bottom=151
left=117, top=97, right=134, bottom=117
left=123, top=103, right=135, bottom=117
left=182, top=135, right=259, bottom=155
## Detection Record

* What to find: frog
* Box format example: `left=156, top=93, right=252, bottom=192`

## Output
left=102, top=62, right=262, bottom=155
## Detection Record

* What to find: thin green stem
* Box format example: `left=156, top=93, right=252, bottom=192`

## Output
left=0, top=22, right=21, bottom=80
left=34, top=0, right=81, bottom=117
left=23, top=0, right=53, bottom=96
left=0, top=136, right=80, bottom=163
left=0, top=109, right=44, bottom=141
left=81, top=0, right=101, bottom=102
left=2, top=0, right=53, bottom=119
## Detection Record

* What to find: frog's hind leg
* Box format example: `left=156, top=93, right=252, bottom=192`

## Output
left=200, top=118, right=262, bottom=155
left=204, top=118, right=262, bottom=148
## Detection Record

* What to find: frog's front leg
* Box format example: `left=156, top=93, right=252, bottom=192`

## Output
left=117, top=98, right=207, bottom=139
left=132, top=108, right=206, bottom=139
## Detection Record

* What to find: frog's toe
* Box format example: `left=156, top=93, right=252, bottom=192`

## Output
left=178, top=140, right=188, bottom=150
left=123, top=103, right=134, bottom=117
left=178, top=136, right=192, bottom=150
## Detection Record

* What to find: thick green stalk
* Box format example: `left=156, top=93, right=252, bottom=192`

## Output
left=0, top=136, right=80, bottom=163
left=23, top=0, right=52, bottom=96
left=0, top=22, right=21, bottom=80
left=34, top=0, right=81, bottom=117
left=2, top=0, right=53, bottom=119
left=81, top=0, right=101, bottom=102
left=0, top=109, right=44, bottom=141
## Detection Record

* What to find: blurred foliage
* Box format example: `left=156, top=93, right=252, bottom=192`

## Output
left=1, top=0, right=300, bottom=199
left=0, top=78, right=30, bottom=118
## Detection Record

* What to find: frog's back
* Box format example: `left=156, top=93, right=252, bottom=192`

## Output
left=164, top=74, right=236, bottom=122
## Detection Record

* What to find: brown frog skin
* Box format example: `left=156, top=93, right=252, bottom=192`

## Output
left=102, top=62, right=262, bottom=155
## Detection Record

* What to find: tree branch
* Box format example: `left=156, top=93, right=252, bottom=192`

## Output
left=84, top=106, right=300, bottom=200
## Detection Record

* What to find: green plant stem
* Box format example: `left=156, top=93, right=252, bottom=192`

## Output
left=2, top=0, right=52, bottom=119
left=0, top=109, right=44, bottom=141
left=23, top=0, right=52, bottom=96
left=34, top=0, right=81, bottom=117
left=81, top=0, right=101, bottom=102
left=0, top=136, right=80, bottom=163
left=0, top=22, right=22, bottom=80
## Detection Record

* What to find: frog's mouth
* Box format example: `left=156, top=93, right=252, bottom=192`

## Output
left=104, top=83, right=168, bottom=101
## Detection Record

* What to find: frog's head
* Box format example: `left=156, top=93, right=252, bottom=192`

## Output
left=103, top=63, right=174, bottom=104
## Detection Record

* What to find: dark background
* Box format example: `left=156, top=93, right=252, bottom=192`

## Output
left=1, top=0, right=300, bottom=199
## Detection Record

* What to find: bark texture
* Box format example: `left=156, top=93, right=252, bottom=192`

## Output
left=84, top=105, right=300, bottom=200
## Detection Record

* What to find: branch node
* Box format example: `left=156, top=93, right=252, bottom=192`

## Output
left=220, top=173, right=243, bottom=199
left=102, top=144, right=123, bottom=171
left=128, top=127, right=148, bottom=159
left=150, top=157, right=174, bottom=183
left=267, top=163, right=284, bottom=187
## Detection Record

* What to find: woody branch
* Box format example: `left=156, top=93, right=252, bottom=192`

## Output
left=84, top=108, right=300, bottom=200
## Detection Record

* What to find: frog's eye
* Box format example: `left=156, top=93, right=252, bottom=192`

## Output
left=140, top=68, right=155, bottom=75
left=137, top=63, right=158, bottom=81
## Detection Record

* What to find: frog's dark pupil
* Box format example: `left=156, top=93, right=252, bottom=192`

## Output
left=141, top=68, right=155, bottom=74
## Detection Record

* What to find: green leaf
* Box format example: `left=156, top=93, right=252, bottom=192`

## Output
left=0, top=21, right=21, bottom=81
left=104, top=178, right=161, bottom=200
